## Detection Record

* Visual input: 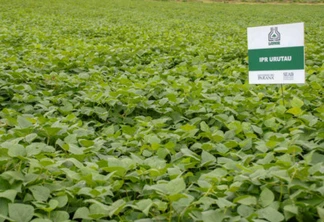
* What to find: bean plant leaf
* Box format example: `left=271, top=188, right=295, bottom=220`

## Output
left=317, top=207, right=324, bottom=221
left=17, top=116, right=33, bottom=128
left=200, top=121, right=210, bottom=132
left=73, top=207, right=90, bottom=219
left=0, top=190, right=17, bottom=203
left=202, top=210, right=225, bottom=222
left=260, top=187, right=275, bottom=207
left=0, top=198, right=9, bottom=222
left=52, top=195, right=68, bottom=208
left=201, top=150, right=216, bottom=167
left=234, top=195, right=257, bottom=205
left=30, top=219, right=52, bottom=222
left=8, top=145, right=26, bottom=157
left=291, top=97, right=304, bottom=108
left=8, top=204, right=34, bottom=222
left=136, top=199, right=153, bottom=216
left=50, top=211, right=70, bottom=222
left=29, top=186, right=51, bottom=202
left=144, top=177, right=186, bottom=195
left=258, top=207, right=285, bottom=222
left=287, top=107, right=302, bottom=116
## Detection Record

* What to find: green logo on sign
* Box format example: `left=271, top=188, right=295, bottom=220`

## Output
left=268, top=27, right=280, bottom=45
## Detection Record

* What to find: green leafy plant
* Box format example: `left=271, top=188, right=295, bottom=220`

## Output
left=0, top=0, right=323, bottom=221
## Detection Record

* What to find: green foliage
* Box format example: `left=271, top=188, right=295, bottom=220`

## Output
left=0, top=0, right=323, bottom=221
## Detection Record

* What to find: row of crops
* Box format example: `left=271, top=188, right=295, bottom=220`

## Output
left=178, top=0, right=324, bottom=3
left=0, top=0, right=323, bottom=221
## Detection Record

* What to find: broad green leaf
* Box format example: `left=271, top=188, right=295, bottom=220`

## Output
left=227, top=121, right=243, bottom=134
left=52, top=195, right=68, bottom=208
left=107, top=199, right=126, bottom=217
left=283, top=205, right=298, bottom=220
left=260, top=187, right=275, bottom=207
left=29, top=185, right=51, bottom=202
left=207, top=168, right=227, bottom=179
left=216, top=198, right=235, bottom=209
left=317, top=207, right=324, bottom=221
left=234, top=195, right=257, bottom=205
left=30, top=199, right=57, bottom=213
left=0, top=214, right=13, bottom=222
left=8, top=144, right=26, bottom=157
left=0, top=190, right=17, bottom=203
left=8, top=203, right=34, bottom=222
left=212, top=130, right=224, bottom=142
left=136, top=199, right=153, bottom=216
left=94, top=106, right=108, bottom=121
left=102, top=125, right=115, bottom=135
left=291, top=97, right=304, bottom=108
left=201, top=143, right=212, bottom=151
left=66, top=143, right=84, bottom=155
left=145, top=135, right=161, bottom=145
left=224, top=140, right=238, bottom=148
left=26, top=143, right=45, bottom=156
left=59, top=101, right=73, bottom=115
left=122, top=126, right=136, bottom=135
left=201, top=150, right=216, bottom=167
left=264, top=117, right=277, bottom=129
left=258, top=207, right=284, bottom=222
left=153, top=199, right=168, bottom=212
left=181, top=148, right=200, bottom=161
left=17, top=116, right=33, bottom=128
left=78, top=187, right=93, bottom=197
left=167, top=167, right=182, bottom=179
left=202, top=210, right=225, bottom=222
left=50, top=211, right=69, bottom=222
left=225, top=129, right=236, bottom=140
left=0, top=171, right=24, bottom=184
left=181, top=124, right=196, bottom=132
left=311, top=152, right=324, bottom=164
left=300, top=114, right=318, bottom=127
left=195, top=196, right=217, bottom=211
left=43, top=127, right=62, bottom=136
left=166, top=177, right=186, bottom=195
left=168, top=193, right=187, bottom=202
left=171, top=194, right=194, bottom=213
left=0, top=178, right=10, bottom=190
left=252, top=125, right=263, bottom=135
left=31, top=219, right=52, bottom=222
left=73, top=207, right=90, bottom=219
left=89, top=203, right=108, bottom=219
left=25, top=133, right=38, bottom=143
left=216, top=144, right=229, bottom=154
left=144, top=177, right=186, bottom=196
left=79, top=139, right=94, bottom=147
left=64, top=134, right=78, bottom=144
left=237, top=205, right=253, bottom=217
left=143, top=156, right=166, bottom=169
left=0, top=198, right=9, bottom=222
left=200, top=121, right=210, bottom=132
left=287, top=107, right=302, bottom=116
left=270, top=170, right=290, bottom=182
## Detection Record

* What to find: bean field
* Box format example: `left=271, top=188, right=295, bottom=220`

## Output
left=0, top=0, right=323, bottom=221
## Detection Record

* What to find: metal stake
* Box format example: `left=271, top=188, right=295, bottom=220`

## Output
left=281, top=84, right=285, bottom=106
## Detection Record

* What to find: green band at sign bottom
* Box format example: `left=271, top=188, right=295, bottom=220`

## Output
left=248, top=46, right=304, bottom=71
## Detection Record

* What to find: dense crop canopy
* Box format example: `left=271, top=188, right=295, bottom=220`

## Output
left=0, top=0, right=323, bottom=221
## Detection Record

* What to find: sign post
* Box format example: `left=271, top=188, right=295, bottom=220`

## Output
left=247, top=23, right=305, bottom=84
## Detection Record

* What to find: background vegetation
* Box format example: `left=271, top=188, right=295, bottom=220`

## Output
left=0, top=0, right=323, bottom=221
left=160, top=0, right=324, bottom=4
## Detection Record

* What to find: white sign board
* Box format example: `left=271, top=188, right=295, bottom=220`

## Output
left=248, top=23, right=305, bottom=84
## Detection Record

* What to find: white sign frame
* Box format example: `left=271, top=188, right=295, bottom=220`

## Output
left=248, top=22, right=305, bottom=84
